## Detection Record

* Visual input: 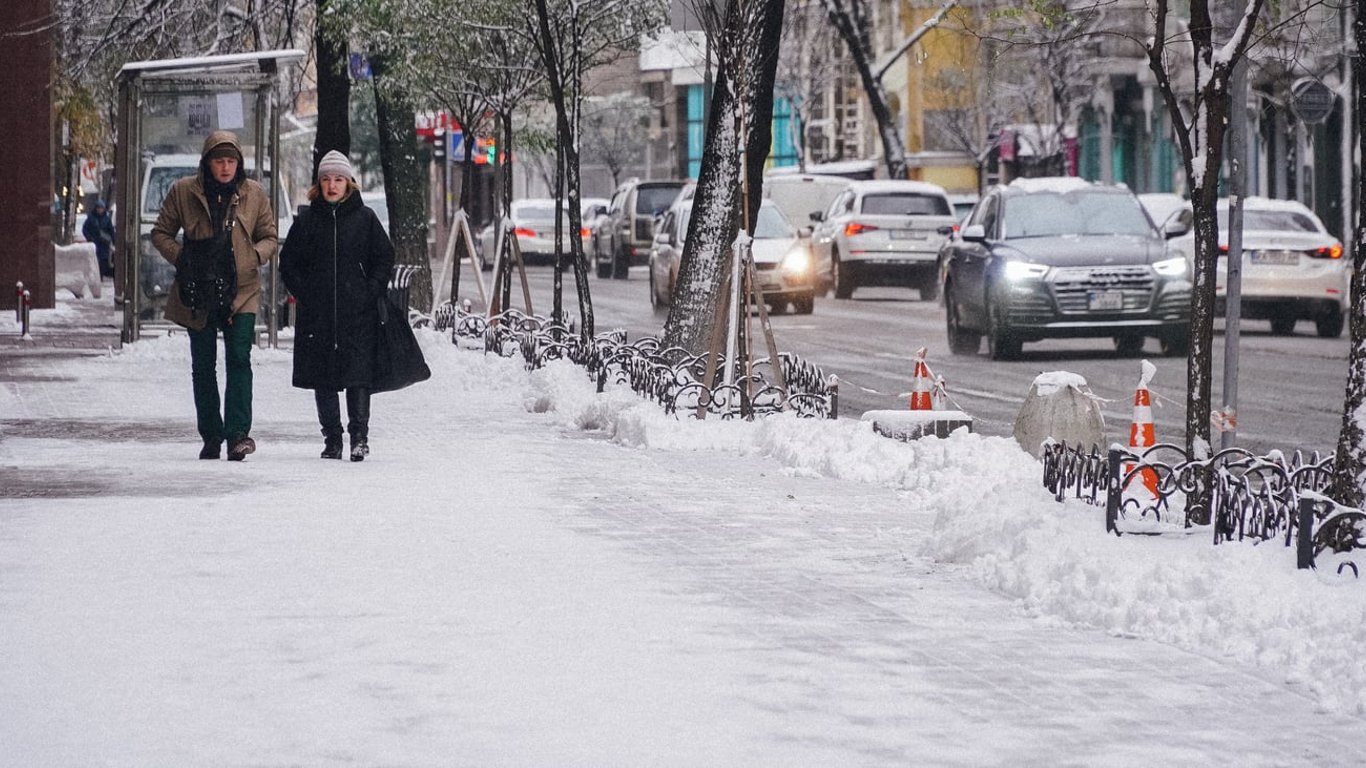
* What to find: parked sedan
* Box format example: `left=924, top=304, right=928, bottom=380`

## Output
left=479, top=198, right=589, bottom=267
left=648, top=200, right=816, bottom=314
left=940, top=177, right=1192, bottom=360
left=810, top=180, right=958, bottom=300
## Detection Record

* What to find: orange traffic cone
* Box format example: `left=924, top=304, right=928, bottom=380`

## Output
left=1125, top=360, right=1160, bottom=497
left=909, top=347, right=933, bottom=410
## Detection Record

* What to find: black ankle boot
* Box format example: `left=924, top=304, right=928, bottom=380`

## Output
left=199, top=440, right=222, bottom=460
left=349, top=436, right=369, bottom=462
left=321, top=432, right=344, bottom=460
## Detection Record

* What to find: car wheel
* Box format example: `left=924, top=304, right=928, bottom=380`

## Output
left=1270, top=317, right=1296, bottom=335
left=1113, top=335, right=1145, bottom=357
left=792, top=294, right=814, bottom=315
left=919, top=279, right=939, bottom=302
left=833, top=252, right=854, bottom=299
left=648, top=265, right=668, bottom=311
left=1317, top=307, right=1344, bottom=338
left=944, top=282, right=981, bottom=356
left=1160, top=330, right=1189, bottom=357
left=986, top=294, right=1021, bottom=361
left=769, top=300, right=787, bottom=315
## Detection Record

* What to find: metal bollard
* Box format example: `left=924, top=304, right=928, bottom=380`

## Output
left=14, top=281, right=22, bottom=322
left=21, top=289, right=32, bottom=337
left=827, top=374, right=839, bottom=419
left=1296, top=497, right=1316, bottom=570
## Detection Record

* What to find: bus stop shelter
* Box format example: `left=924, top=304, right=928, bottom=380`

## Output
left=115, top=50, right=303, bottom=346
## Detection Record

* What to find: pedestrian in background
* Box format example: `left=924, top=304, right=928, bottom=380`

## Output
left=81, top=199, right=116, bottom=278
left=280, top=150, right=394, bottom=461
left=151, top=130, right=279, bottom=461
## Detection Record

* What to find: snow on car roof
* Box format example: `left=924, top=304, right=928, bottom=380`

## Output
left=847, top=179, right=949, bottom=197
left=1005, top=176, right=1098, bottom=194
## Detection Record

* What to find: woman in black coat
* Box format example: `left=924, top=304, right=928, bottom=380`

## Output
left=280, top=151, right=394, bottom=461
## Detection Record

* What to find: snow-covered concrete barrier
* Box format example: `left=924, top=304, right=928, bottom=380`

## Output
left=1013, top=371, right=1102, bottom=459
left=862, top=409, right=973, bottom=441
left=55, top=242, right=101, bottom=300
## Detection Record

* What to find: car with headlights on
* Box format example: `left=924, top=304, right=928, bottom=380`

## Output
left=809, top=179, right=957, bottom=300
left=648, top=199, right=815, bottom=314
left=940, top=177, right=1192, bottom=360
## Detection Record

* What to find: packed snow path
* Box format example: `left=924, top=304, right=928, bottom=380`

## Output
left=2, top=334, right=1365, bottom=765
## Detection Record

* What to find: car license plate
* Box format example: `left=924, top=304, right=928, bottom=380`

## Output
left=1250, top=250, right=1299, bottom=266
left=1088, top=290, right=1124, bottom=311
left=888, top=229, right=926, bottom=240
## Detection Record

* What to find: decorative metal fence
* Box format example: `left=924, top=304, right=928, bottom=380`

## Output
left=437, top=302, right=837, bottom=420
left=1042, top=440, right=1359, bottom=571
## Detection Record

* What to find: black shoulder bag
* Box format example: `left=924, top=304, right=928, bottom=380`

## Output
left=373, top=292, right=431, bottom=393
left=178, top=196, right=239, bottom=324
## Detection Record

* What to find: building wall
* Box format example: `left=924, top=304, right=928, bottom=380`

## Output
left=0, top=0, right=53, bottom=310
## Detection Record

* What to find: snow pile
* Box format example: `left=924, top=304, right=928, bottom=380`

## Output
left=516, top=351, right=1366, bottom=714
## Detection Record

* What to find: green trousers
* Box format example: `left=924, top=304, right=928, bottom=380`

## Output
left=189, top=313, right=255, bottom=445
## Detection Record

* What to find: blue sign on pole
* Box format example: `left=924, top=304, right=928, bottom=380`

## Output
left=349, top=53, right=372, bottom=81
left=450, top=130, right=464, bottom=157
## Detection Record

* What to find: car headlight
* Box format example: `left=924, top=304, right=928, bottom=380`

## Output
left=1153, top=256, right=1187, bottom=276
left=1003, top=261, right=1048, bottom=281
left=780, top=246, right=812, bottom=276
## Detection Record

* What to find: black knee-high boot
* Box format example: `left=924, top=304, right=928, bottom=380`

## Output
left=316, top=390, right=344, bottom=459
left=346, top=387, right=371, bottom=461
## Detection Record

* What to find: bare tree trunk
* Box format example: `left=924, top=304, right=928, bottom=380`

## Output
left=663, top=0, right=785, bottom=354
left=371, top=57, right=432, bottom=311
left=531, top=0, right=594, bottom=337
left=1332, top=0, right=1366, bottom=506
left=312, top=0, right=350, bottom=180
left=822, top=0, right=907, bottom=178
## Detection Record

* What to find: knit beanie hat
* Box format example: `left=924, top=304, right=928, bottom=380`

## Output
left=317, top=150, right=355, bottom=182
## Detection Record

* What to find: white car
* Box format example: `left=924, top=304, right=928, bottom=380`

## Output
left=1142, top=195, right=1348, bottom=337
left=480, top=198, right=589, bottom=268
left=1217, top=197, right=1348, bottom=337
left=648, top=199, right=816, bottom=314
left=810, top=179, right=958, bottom=300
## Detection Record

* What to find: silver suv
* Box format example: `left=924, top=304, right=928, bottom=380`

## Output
left=594, top=179, right=688, bottom=279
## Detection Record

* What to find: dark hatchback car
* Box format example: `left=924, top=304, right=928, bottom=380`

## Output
left=939, top=177, right=1192, bottom=360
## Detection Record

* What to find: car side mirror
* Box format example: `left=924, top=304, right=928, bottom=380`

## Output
left=798, top=226, right=813, bottom=238
left=961, top=224, right=987, bottom=243
left=1163, top=218, right=1191, bottom=238
left=936, top=225, right=955, bottom=237
left=809, top=211, right=825, bottom=223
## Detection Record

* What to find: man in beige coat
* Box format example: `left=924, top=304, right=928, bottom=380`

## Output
left=152, top=130, right=278, bottom=461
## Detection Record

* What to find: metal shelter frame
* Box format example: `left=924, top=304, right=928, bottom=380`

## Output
left=115, top=49, right=304, bottom=346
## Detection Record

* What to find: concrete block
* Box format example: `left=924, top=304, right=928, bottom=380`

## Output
left=863, top=409, right=973, bottom=441
left=1013, top=371, right=1103, bottom=458
left=54, top=242, right=101, bottom=300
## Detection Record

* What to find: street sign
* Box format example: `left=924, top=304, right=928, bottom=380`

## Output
left=1291, top=77, right=1334, bottom=125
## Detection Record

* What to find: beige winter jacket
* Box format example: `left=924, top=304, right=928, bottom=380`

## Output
left=151, top=130, right=278, bottom=330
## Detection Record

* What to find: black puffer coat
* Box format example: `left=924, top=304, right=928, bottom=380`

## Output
left=280, top=191, right=394, bottom=391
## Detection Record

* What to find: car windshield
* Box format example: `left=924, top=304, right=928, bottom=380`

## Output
left=1002, top=190, right=1154, bottom=238
left=859, top=192, right=950, bottom=216
left=516, top=204, right=559, bottom=221
left=144, top=166, right=195, bottom=215
left=635, top=186, right=683, bottom=216
left=753, top=205, right=795, bottom=239
left=1218, top=208, right=1321, bottom=233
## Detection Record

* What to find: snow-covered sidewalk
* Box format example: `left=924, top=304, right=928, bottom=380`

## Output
left=3, top=326, right=1366, bottom=766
